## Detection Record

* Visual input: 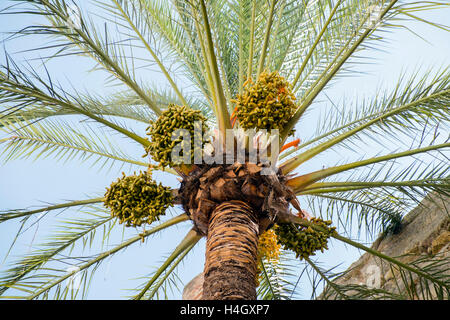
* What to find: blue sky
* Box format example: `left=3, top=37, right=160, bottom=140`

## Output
left=0, top=1, right=449, bottom=299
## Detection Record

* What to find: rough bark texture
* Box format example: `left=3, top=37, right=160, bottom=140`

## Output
left=202, top=200, right=259, bottom=300
left=320, top=193, right=449, bottom=299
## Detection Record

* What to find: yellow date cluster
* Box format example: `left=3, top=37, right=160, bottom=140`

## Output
left=258, top=228, right=281, bottom=262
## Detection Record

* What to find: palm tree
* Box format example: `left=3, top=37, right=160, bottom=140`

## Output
left=0, top=0, right=449, bottom=300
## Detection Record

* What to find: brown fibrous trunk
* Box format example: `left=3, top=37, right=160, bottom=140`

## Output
left=202, top=200, right=259, bottom=300
left=179, top=162, right=299, bottom=300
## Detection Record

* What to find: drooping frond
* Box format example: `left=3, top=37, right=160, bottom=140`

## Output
left=284, top=142, right=449, bottom=236
left=1, top=83, right=212, bottom=134
left=305, top=191, right=407, bottom=237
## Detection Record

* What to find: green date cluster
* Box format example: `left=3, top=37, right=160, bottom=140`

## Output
left=104, top=172, right=173, bottom=227
left=231, top=71, right=297, bottom=132
left=274, top=218, right=336, bottom=260
left=146, top=104, right=209, bottom=168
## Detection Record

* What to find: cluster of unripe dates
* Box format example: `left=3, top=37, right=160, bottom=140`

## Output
left=104, top=172, right=173, bottom=227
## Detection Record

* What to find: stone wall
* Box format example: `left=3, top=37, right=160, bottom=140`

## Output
left=182, top=273, right=203, bottom=300
left=320, top=193, right=449, bottom=299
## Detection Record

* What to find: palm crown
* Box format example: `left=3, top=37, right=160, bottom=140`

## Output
left=0, top=0, right=449, bottom=300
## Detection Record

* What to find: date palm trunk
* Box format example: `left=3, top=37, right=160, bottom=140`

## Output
left=202, top=200, right=259, bottom=300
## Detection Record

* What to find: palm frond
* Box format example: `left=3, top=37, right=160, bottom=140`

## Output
left=319, top=250, right=450, bottom=300
left=284, top=141, right=449, bottom=182
left=0, top=205, right=114, bottom=297
left=194, top=0, right=231, bottom=135
left=299, top=160, right=449, bottom=235
left=304, top=257, right=350, bottom=299
left=393, top=1, right=450, bottom=32
left=4, top=0, right=163, bottom=115
left=0, top=0, right=448, bottom=301
left=257, top=251, right=302, bottom=300
left=0, top=213, right=189, bottom=299
left=132, top=228, right=201, bottom=300
left=281, top=0, right=434, bottom=139
left=278, top=214, right=450, bottom=299
left=0, top=197, right=104, bottom=223
left=307, top=258, right=403, bottom=299
left=0, top=56, right=150, bottom=147
left=137, top=0, right=212, bottom=103
left=95, top=0, right=188, bottom=106
left=305, top=191, right=408, bottom=238
left=0, top=117, right=148, bottom=170
left=1, top=84, right=213, bottom=131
